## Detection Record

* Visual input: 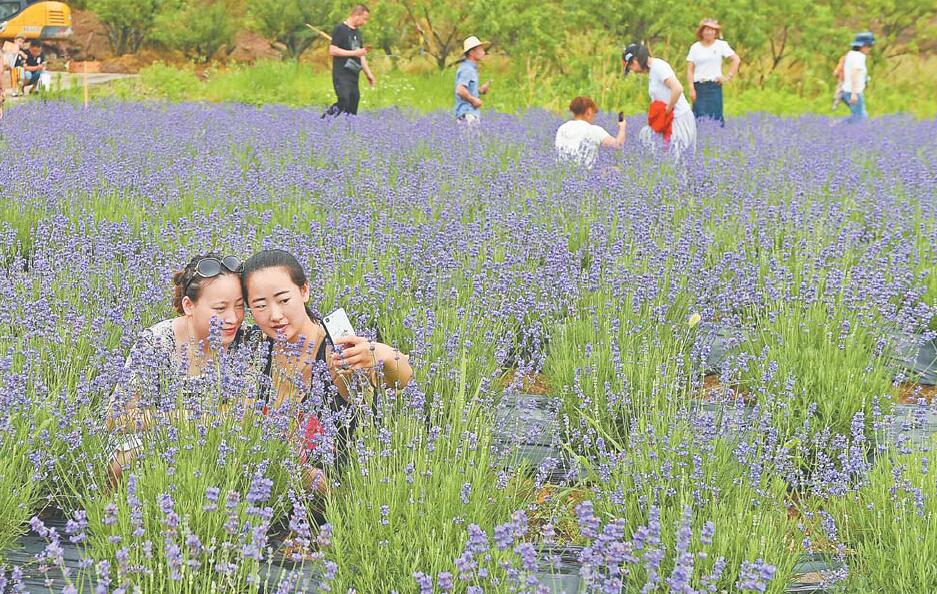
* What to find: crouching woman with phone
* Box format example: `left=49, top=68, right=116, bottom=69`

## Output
left=240, top=249, right=413, bottom=493
left=554, top=96, right=627, bottom=169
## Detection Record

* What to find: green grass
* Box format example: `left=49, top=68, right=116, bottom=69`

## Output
left=325, top=355, right=530, bottom=591
left=47, top=58, right=937, bottom=118
left=580, top=418, right=801, bottom=594
left=0, top=414, right=45, bottom=562
left=829, top=440, right=937, bottom=593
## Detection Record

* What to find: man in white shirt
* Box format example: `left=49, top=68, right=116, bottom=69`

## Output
left=841, top=32, right=874, bottom=123
left=555, top=96, right=626, bottom=169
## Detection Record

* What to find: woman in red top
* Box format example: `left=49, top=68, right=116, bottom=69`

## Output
left=241, top=249, right=413, bottom=493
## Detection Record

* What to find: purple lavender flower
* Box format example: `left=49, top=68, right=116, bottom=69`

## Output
left=576, top=500, right=601, bottom=539
left=437, top=571, right=454, bottom=591
left=412, top=571, right=433, bottom=594
left=103, top=503, right=119, bottom=526
left=460, top=482, right=472, bottom=504
left=700, top=521, right=715, bottom=546
left=736, top=559, right=777, bottom=592
left=318, top=523, right=333, bottom=548
left=465, top=524, right=489, bottom=556
left=164, top=541, right=184, bottom=580
left=513, top=542, right=538, bottom=572
left=65, top=510, right=88, bottom=544
left=246, top=474, right=273, bottom=504
left=203, top=486, right=220, bottom=512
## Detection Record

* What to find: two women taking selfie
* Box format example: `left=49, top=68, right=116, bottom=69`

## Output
left=107, top=248, right=413, bottom=490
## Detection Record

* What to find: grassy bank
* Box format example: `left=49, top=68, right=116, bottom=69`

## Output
left=51, top=57, right=937, bottom=118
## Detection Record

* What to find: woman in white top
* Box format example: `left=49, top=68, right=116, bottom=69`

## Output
left=623, top=43, right=697, bottom=160
left=686, top=18, right=740, bottom=125
left=555, top=96, right=626, bottom=169
left=107, top=253, right=249, bottom=482
left=840, top=31, right=874, bottom=123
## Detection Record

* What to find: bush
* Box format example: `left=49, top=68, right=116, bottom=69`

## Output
left=88, top=0, right=162, bottom=55
left=136, top=62, right=202, bottom=101
left=248, top=0, right=337, bottom=60
left=151, top=0, right=235, bottom=63
left=829, top=440, right=937, bottom=592
left=0, top=415, right=44, bottom=561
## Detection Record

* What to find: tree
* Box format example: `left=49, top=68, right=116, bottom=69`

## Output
left=744, top=0, right=839, bottom=84
left=845, top=0, right=937, bottom=57
left=569, top=0, right=691, bottom=46
left=472, top=0, right=564, bottom=66
left=365, top=0, right=410, bottom=62
left=248, top=0, right=339, bottom=59
left=88, top=0, right=162, bottom=55
left=151, top=0, right=235, bottom=62
left=400, top=0, right=482, bottom=70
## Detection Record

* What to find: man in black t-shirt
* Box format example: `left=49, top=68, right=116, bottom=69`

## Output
left=326, top=4, right=375, bottom=116
left=22, top=40, right=46, bottom=93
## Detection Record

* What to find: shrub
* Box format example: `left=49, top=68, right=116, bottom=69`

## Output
left=88, top=0, right=162, bottom=55
left=151, top=0, right=235, bottom=63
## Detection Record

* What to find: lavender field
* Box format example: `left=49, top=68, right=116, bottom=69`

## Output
left=1, top=102, right=937, bottom=593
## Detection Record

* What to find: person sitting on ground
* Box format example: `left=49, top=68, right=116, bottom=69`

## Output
left=2, top=36, right=27, bottom=97
left=22, top=40, right=47, bottom=94
left=240, top=249, right=413, bottom=493
left=454, top=36, right=491, bottom=125
left=554, top=96, right=627, bottom=168
left=106, top=253, right=248, bottom=482
left=623, top=43, right=697, bottom=160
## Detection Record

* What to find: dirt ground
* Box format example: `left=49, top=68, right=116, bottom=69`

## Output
left=69, top=9, right=111, bottom=61
left=55, top=10, right=282, bottom=74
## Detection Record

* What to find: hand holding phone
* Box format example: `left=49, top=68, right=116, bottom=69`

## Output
left=618, top=111, right=625, bottom=123
left=323, top=308, right=356, bottom=344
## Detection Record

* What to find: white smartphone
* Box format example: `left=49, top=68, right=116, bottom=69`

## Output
left=323, top=308, right=356, bottom=344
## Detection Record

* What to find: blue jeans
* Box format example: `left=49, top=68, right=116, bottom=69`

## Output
left=23, top=70, right=42, bottom=87
left=693, top=81, right=724, bottom=125
left=841, top=92, right=867, bottom=123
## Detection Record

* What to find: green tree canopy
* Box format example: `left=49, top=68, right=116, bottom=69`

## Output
left=87, top=0, right=163, bottom=55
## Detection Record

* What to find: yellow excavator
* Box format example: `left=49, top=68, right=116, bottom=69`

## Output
left=0, top=1, right=72, bottom=40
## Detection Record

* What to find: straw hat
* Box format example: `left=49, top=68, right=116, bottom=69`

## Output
left=695, top=18, right=722, bottom=40
left=462, top=36, right=491, bottom=54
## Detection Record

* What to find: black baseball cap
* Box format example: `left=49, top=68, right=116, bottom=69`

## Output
left=622, top=43, right=647, bottom=76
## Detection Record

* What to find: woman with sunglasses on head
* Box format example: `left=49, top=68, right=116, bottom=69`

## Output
left=623, top=43, right=697, bottom=160
left=240, top=249, right=413, bottom=493
left=106, top=253, right=247, bottom=482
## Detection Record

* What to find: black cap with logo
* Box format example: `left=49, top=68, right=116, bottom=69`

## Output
left=622, top=43, right=649, bottom=76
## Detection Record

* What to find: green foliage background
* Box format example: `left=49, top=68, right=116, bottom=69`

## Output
left=70, top=0, right=937, bottom=114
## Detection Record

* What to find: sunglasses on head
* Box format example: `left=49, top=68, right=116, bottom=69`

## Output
left=183, top=255, right=242, bottom=297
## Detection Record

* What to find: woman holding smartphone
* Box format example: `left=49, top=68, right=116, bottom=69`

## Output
left=240, top=249, right=413, bottom=491
left=554, top=96, right=627, bottom=169
left=107, top=253, right=248, bottom=482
